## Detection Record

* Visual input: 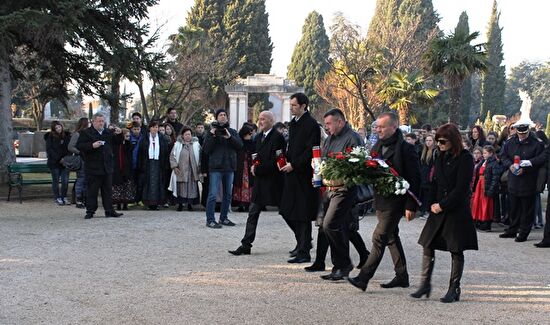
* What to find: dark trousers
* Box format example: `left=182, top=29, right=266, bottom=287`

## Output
left=358, top=205, right=408, bottom=281
left=86, top=174, right=114, bottom=215
left=323, top=188, right=356, bottom=269
left=241, top=203, right=264, bottom=248
left=314, top=228, right=368, bottom=267
left=284, top=218, right=312, bottom=258
left=507, top=194, right=536, bottom=236
left=543, top=191, right=550, bottom=242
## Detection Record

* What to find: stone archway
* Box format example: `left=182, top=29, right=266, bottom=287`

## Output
left=224, top=74, right=303, bottom=130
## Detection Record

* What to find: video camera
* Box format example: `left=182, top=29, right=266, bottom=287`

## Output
left=211, top=121, right=229, bottom=137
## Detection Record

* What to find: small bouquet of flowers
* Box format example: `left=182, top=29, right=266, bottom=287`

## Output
left=320, top=146, right=410, bottom=197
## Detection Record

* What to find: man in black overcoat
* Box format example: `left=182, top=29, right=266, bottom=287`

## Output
left=77, top=113, right=123, bottom=219
left=279, top=93, right=321, bottom=263
left=228, top=111, right=285, bottom=255
left=348, top=112, right=421, bottom=291
left=531, top=145, right=550, bottom=247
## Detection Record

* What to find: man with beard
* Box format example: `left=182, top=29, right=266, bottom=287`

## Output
left=279, top=93, right=320, bottom=263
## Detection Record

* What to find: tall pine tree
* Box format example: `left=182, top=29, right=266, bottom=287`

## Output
left=480, top=0, right=506, bottom=117
left=456, top=11, right=473, bottom=127
left=287, top=11, right=330, bottom=110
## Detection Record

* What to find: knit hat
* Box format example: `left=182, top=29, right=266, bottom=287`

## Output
left=215, top=108, right=227, bottom=119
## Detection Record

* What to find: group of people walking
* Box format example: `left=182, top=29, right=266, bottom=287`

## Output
left=44, top=92, right=550, bottom=303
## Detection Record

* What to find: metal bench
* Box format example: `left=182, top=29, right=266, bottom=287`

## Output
left=7, top=163, right=76, bottom=203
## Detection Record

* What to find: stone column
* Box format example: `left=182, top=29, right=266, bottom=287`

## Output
left=237, top=93, right=248, bottom=129
left=228, top=92, right=248, bottom=130
left=228, top=94, right=238, bottom=130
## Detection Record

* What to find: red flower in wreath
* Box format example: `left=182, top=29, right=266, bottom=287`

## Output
left=335, top=154, right=346, bottom=160
left=366, top=160, right=378, bottom=168
left=371, top=150, right=379, bottom=158
left=345, top=147, right=352, bottom=153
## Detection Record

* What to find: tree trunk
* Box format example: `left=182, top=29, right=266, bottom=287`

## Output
left=137, top=82, right=150, bottom=124
left=31, top=98, right=45, bottom=131
left=398, top=106, right=409, bottom=126
left=449, top=86, right=462, bottom=125
left=0, top=58, right=15, bottom=184
left=109, top=70, right=121, bottom=124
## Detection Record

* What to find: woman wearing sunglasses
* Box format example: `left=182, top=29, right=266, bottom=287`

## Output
left=411, top=123, right=478, bottom=303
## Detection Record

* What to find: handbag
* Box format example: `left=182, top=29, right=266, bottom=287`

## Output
left=356, top=184, right=374, bottom=203
left=62, top=154, right=82, bottom=171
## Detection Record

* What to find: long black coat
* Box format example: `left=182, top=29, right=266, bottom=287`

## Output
left=418, top=149, right=478, bottom=252
left=112, top=141, right=133, bottom=185
left=44, top=131, right=70, bottom=169
left=77, top=127, right=121, bottom=176
left=251, top=130, right=286, bottom=207
left=279, top=111, right=321, bottom=222
left=136, top=135, right=170, bottom=174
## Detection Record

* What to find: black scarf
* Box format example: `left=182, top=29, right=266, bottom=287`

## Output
left=373, top=129, right=405, bottom=174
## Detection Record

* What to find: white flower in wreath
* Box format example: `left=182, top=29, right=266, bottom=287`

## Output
left=349, top=157, right=360, bottom=163
left=395, top=182, right=401, bottom=189
left=351, top=146, right=365, bottom=156
left=402, top=180, right=410, bottom=190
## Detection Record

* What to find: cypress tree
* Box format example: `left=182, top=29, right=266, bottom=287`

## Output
left=367, top=0, right=401, bottom=46
left=480, top=0, right=506, bottom=117
left=223, top=0, right=273, bottom=78
left=287, top=11, right=330, bottom=110
left=398, top=0, right=440, bottom=42
left=456, top=11, right=473, bottom=127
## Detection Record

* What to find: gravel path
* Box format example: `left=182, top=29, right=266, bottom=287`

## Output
left=1, top=200, right=549, bottom=324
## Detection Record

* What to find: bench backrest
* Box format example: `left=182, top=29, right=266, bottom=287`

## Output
left=8, top=163, right=50, bottom=174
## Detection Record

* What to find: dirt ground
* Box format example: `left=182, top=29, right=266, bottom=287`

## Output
left=1, top=198, right=549, bottom=325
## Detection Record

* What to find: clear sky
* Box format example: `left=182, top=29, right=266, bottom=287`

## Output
left=145, top=0, right=550, bottom=80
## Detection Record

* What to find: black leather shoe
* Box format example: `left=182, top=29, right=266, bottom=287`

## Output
left=105, top=211, right=123, bottom=218
left=304, top=263, right=326, bottom=272
left=228, top=246, right=251, bottom=256
left=347, top=276, right=368, bottom=291
left=499, top=232, right=516, bottom=238
left=289, top=248, right=298, bottom=257
left=321, top=265, right=353, bottom=281
left=380, top=275, right=410, bottom=288
left=534, top=241, right=550, bottom=248
left=84, top=213, right=93, bottom=219
left=514, top=235, right=528, bottom=242
left=287, top=256, right=311, bottom=264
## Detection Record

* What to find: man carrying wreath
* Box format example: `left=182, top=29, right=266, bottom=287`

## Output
left=348, top=112, right=421, bottom=292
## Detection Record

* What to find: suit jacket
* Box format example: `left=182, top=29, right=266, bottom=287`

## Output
left=252, top=130, right=286, bottom=207
left=77, top=127, right=121, bottom=175
left=279, top=111, right=321, bottom=221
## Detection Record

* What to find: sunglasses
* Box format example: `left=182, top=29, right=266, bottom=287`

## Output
left=436, top=139, right=448, bottom=145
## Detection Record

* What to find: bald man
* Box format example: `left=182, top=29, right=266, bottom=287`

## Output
left=229, top=111, right=286, bottom=255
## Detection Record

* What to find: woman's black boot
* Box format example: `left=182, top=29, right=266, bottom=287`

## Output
left=440, top=253, right=464, bottom=303
left=411, top=255, right=435, bottom=299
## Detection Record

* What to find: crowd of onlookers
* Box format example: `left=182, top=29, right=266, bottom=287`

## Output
left=44, top=107, right=549, bottom=245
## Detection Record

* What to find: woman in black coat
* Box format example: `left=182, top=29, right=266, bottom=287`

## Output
left=137, top=121, right=170, bottom=210
left=411, top=123, right=478, bottom=303
left=112, top=129, right=136, bottom=210
left=45, top=121, right=71, bottom=205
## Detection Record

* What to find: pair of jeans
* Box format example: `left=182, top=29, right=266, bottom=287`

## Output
left=74, top=161, right=86, bottom=200
left=206, top=171, right=234, bottom=223
left=50, top=167, right=69, bottom=199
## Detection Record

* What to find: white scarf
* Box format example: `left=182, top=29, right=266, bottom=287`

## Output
left=148, top=133, right=160, bottom=160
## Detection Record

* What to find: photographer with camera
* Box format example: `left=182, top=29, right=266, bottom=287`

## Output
left=202, top=109, right=243, bottom=228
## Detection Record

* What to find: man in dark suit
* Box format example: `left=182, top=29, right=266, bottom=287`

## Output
left=279, top=93, right=321, bottom=263
left=348, top=112, right=421, bottom=292
left=228, top=111, right=285, bottom=255
left=77, top=113, right=123, bottom=219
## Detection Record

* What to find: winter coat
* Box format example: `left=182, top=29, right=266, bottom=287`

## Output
left=76, top=127, right=121, bottom=176
left=472, top=156, right=504, bottom=198
left=279, top=111, right=321, bottom=222
left=45, top=131, right=70, bottom=169
left=112, top=141, right=133, bottom=185
left=251, top=130, right=286, bottom=207
left=500, top=133, right=545, bottom=197
left=418, top=149, right=478, bottom=252
left=202, top=126, right=243, bottom=172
